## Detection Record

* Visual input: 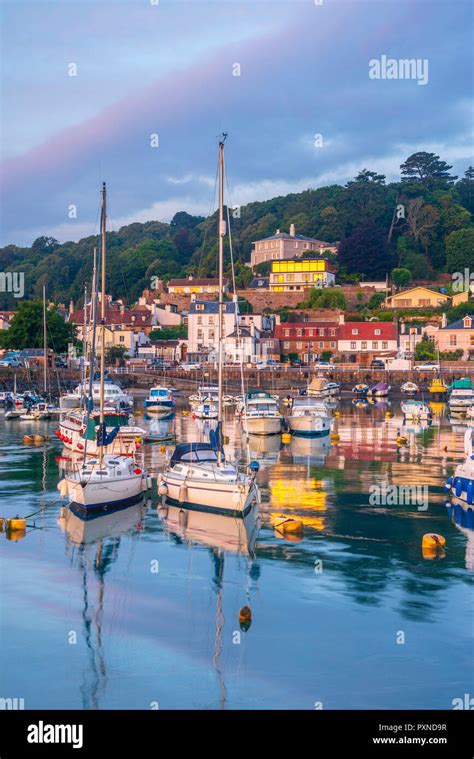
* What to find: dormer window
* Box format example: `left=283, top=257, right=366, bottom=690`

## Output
left=463, top=316, right=472, bottom=328
left=196, top=304, right=204, bottom=311
left=352, top=329, right=359, bottom=335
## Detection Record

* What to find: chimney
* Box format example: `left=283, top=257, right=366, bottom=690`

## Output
left=276, top=229, right=280, bottom=235
left=289, top=223, right=295, bottom=237
left=338, top=312, right=345, bottom=325
left=188, top=275, right=193, bottom=281
left=441, top=312, right=447, bottom=328
left=69, top=298, right=74, bottom=316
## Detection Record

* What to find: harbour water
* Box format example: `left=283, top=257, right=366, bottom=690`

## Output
left=0, top=399, right=472, bottom=710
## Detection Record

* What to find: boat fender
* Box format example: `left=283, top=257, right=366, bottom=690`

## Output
left=146, top=476, right=153, bottom=490
left=158, top=483, right=168, bottom=497
left=454, top=477, right=463, bottom=497
left=178, top=484, right=188, bottom=503
left=57, top=479, right=69, bottom=498
left=158, top=473, right=163, bottom=483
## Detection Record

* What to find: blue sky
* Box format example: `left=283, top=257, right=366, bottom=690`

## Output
left=1, top=0, right=472, bottom=245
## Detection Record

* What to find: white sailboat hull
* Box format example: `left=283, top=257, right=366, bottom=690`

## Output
left=160, top=471, right=259, bottom=517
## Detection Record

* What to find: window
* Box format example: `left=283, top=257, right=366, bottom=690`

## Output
left=350, top=341, right=356, bottom=350
left=330, top=341, right=335, bottom=348
left=418, top=299, right=430, bottom=306
left=119, top=335, right=125, bottom=343
left=196, top=304, right=204, bottom=311
left=284, top=341, right=290, bottom=349
left=382, top=341, right=388, bottom=349
left=319, top=342, right=323, bottom=349
left=297, top=329, right=302, bottom=336
left=197, top=316, right=202, bottom=325
left=285, top=329, right=290, bottom=337
left=330, top=329, right=335, bottom=336
left=361, top=341, right=367, bottom=350
left=396, top=299, right=411, bottom=307
left=209, top=315, right=214, bottom=324
left=374, top=329, right=381, bottom=336
left=372, top=341, right=378, bottom=349
left=197, top=330, right=204, bottom=340
left=352, top=329, right=359, bottom=335
left=450, top=335, right=457, bottom=346
left=296, top=342, right=303, bottom=349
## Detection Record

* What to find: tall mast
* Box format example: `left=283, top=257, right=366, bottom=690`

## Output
left=82, top=284, right=88, bottom=401
left=217, top=134, right=227, bottom=463
left=42, top=285, right=47, bottom=395
left=99, top=183, right=106, bottom=466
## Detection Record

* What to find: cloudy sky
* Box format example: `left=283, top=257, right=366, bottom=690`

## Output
left=1, top=0, right=472, bottom=245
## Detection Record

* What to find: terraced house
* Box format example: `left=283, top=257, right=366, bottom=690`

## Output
left=438, top=314, right=474, bottom=359
left=274, top=321, right=339, bottom=362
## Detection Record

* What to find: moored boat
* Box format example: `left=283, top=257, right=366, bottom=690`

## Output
left=239, top=390, right=282, bottom=436
left=144, top=386, right=175, bottom=412
left=368, top=382, right=390, bottom=397
left=308, top=376, right=330, bottom=397
left=429, top=376, right=448, bottom=400
left=287, top=397, right=332, bottom=437
left=448, top=378, right=473, bottom=414
left=352, top=383, right=369, bottom=395
left=445, top=429, right=474, bottom=505
left=401, top=381, right=419, bottom=395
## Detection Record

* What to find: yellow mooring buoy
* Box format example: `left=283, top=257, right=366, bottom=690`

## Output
left=330, top=433, right=340, bottom=442
left=396, top=436, right=408, bottom=446
left=239, top=606, right=252, bottom=624
left=281, top=432, right=292, bottom=444
left=273, top=515, right=304, bottom=535
left=23, top=435, right=34, bottom=445
left=422, top=533, right=446, bottom=550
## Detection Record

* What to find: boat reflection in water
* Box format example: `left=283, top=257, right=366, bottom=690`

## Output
left=57, top=498, right=148, bottom=709
left=290, top=433, right=331, bottom=464
left=446, top=496, right=474, bottom=571
left=158, top=501, right=260, bottom=709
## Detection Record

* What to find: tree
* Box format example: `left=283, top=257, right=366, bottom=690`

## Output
left=338, top=220, right=395, bottom=278
left=149, top=325, right=186, bottom=341
left=300, top=287, right=347, bottom=310
left=106, top=345, right=128, bottom=364
left=405, top=198, right=440, bottom=252
left=31, top=236, right=60, bottom=255
left=415, top=337, right=437, bottom=361
left=391, top=268, right=412, bottom=288
left=0, top=300, right=75, bottom=352
left=400, top=152, right=457, bottom=188
left=455, top=167, right=474, bottom=215
left=445, top=228, right=474, bottom=273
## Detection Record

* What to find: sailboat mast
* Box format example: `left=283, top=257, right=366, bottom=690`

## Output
left=217, top=135, right=226, bottom=461
left=42, top=285, right=47, bottom=394
left=99, top=183, right=106, bottom=466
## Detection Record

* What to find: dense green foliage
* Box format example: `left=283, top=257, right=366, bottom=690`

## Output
left=0, top=300, right=75, bottom=352
left=0, top=154, right=472, bottom=310
left=149, top=325, right=187, bottom=341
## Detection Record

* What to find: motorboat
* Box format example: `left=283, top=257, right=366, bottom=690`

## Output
left=308, top=376, right=330, bottom=397
left=60, top=380, right=133, bottom=412
left=428, top=377, right=448, bottom=400
left=352, top=384, right=369, bottom=395
left=368, top=382, right=390, bottom=397
left=326, top=381, right=340, bottom=396
left=401, top=381, right=419, bottom=395
left=144, top=386, right=175, bottom=413
left=448, top=378, right=473, bottom=414
left=287, top=397, right=332, bottom=437
left=239, top=390, right=282, bottom=436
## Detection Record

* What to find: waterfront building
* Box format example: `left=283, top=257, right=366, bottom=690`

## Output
left=338, top=321, right=398, bottom=364
left=438, top=314, right=474, bottom=359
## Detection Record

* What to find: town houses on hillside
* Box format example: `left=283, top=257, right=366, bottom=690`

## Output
left=69, top=296, right=157, bottom=355
left=250, top=225, right=338, bottom=267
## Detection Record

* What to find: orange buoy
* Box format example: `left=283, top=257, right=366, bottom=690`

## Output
left=422, top=533, right=446, bottom=550
left=239, top=606, right=252, bottom=624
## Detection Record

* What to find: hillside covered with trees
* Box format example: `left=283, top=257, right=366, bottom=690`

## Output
left=0, top=152, right=472, bottom=310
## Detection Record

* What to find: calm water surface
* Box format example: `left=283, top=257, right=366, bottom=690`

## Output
left=0, top=399, right=472, bottom=709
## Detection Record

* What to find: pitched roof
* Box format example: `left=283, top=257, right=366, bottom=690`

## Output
left=249, top=277, right=269, bottom=289
left=189, top=300, right=236, bottom=314
left=442, top=314, right=474, bottom=330
left=338, top=322, right=398, bottom=340
left=70, top=308, right=153, bottom=327
left=387, top=286, right=449, bottom=300
left=226, top=327, right=252, bottom=338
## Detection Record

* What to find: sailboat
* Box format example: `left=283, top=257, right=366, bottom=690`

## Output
left=59, top=183, right=151, bottom=516
left=158, top=136, right=260, bottom=518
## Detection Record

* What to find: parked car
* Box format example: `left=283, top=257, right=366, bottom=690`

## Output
left=0, top=357, right=23, bottom=368
left=370, top=359, right=386, bottom=370
left=414, top=362, right=440, bottom=372
left=55, top=358, right=67, bottom=368
left=179, top=361, right=201, bottom=371
left=312, top=361, right=332, bottom=370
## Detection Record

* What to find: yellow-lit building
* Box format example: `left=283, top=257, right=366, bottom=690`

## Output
left=167, top=277, right=229, bottom=295
left=269, top=259, right=336, bottom=292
